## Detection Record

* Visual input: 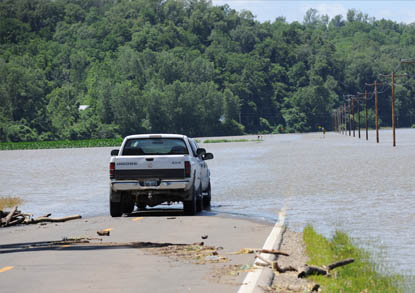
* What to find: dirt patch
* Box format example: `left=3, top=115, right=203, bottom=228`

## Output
left=146, top=243, right=229, bottom=264
left=209, top=264, right=254, bottom=286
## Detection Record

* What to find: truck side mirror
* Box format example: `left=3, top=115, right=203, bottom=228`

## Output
left=203, top=153, right=214, bottom=160
left=111, top=149, right=119, bottom=156
left=196, top=148, right=206, bottom=156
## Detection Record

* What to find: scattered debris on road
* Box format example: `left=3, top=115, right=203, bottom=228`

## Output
left=149, top=242, right=229, bottom=264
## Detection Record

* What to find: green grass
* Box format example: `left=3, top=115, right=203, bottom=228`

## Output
left=303, top=225, right=404, bottom=292
left=0, top=197, right=23, bottom=210
left=0, top=138, right=123, bottom=150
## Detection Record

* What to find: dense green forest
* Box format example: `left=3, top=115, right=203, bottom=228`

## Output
left=1, top=0, right=415, bottom=142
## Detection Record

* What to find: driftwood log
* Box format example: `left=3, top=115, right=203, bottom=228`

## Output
left=272, top=261, right=298, bottom=273
left=1, top=206, right=18, bottom=226
left=25, top=215, right=81, bottom=224
left=298, top=258, right=355, bottom=278
left=0, top=206, right=81, bottom=227
left=327, top=258, right=355, bottom=270
left=258, top=249, right=289, bottom=256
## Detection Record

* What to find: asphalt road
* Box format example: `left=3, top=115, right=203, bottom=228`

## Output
left=0, top=209, right=273, bottom=293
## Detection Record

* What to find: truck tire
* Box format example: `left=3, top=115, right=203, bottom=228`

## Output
left=203, top=182, right=211, bottom=208
left=183, top=187, right=197, bottom=216
left=196, top=184, right=203, bottom=212
left=109, top=188, right=122, bottom=217
left=121, top=192, right=135, bottom=214
left=110, top=190, right=122, bottom=217
left=110, top=201, right=122, bottom=217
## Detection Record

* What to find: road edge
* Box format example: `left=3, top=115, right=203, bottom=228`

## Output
left=238, top=208, right=286, bottom=293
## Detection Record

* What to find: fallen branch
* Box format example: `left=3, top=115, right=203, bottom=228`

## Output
left=258, top=249, right=289, bottom=256
left=272, top=261, right=298, bottom=273
left=298, top=258, right=355, bottom=278
left=327, top=258, right=354, bottom=270
left=1, top=206, right=18, bottom=226
left=8, top=217, right=25, bottom=226
left=25, top=214, right=81, bottom=224
left=298, top=265, right=328, bottom=278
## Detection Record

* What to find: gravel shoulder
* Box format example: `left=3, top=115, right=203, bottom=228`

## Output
left=270, top=229, right=314, bottom=292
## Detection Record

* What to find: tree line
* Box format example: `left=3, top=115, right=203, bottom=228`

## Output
left=1, top=0, right=415, bottom=142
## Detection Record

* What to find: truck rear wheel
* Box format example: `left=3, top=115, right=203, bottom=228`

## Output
left=203, top=182, right=211, bottom=208
left=110, top=189, right=122, bottom=217
left=183, top=187, right=197, bottom=216
left=121, top=192, right=135, bottom=214
left=196, top=184, right=203, bottom=212
left=110, top=202, right=122, bottom=217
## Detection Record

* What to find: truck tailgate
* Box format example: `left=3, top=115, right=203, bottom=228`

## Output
left=113, top=156, right=185, bottom=180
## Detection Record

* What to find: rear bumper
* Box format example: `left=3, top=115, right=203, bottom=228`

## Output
left=111, top=179, right=191, bottom=192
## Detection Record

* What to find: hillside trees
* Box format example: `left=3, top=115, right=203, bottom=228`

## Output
left=1, top=0, right=415, bottom=142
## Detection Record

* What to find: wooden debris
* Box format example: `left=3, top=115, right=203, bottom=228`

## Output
left=97, top=230, right=110, bottom=236
left=230, top=248, right=289, bottom=255
left=258, top=249, right=289, bottom=256
left=2, top=206, right=17, bottom=226
left=0, top=206, right=81, bottom=228
left=25, top=215, right=81, bottom=224
left=311, top=284, right=320, bottom=292
left=298, top=258, right=355, bottom=278
left=272, top=261, right=298, bottom=273
left=327, top=258, right=354, bottom=270
left=298, top=265, right=328, bottom=278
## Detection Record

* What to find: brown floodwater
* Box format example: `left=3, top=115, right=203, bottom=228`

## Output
left=1, top=129, right=414, bottom=276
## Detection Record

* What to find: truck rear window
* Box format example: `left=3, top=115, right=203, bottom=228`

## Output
left=122, top=138, right=189, bottom=156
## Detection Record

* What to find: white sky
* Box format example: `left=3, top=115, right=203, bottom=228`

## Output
left=211, top=1, right=415, bottom=24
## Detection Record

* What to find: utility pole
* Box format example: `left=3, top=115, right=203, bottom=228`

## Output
left=365, top=90, right=368, bottom=140
left=343, top=104, right=347, bottom=135
left=365, top=81, right=383, bottom=143
left=352, top=98, right=355, bottom=137
left=344, top=95, right=355, bottom=137
left=348, top=99, right=351, bottom=136
left=379, top=72, right=407, bottom=147
left=357, top=94, right=361, bottom=139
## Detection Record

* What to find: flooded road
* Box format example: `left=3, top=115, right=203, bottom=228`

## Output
left=1, top=129, right=415, bottom=275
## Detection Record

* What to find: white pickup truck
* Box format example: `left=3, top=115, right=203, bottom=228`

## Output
left=109, top=134, right=213, bottom=216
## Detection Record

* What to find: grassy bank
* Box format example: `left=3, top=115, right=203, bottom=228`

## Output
left=0, top=197, right=23, bottom=210
left=303, top=225, right=404, bottom=292
left=0, top=138, right=123, bottom=151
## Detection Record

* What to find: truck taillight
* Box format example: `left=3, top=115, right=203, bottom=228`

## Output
left=110, top=162, right=115, bottom=179
left=184, top=161, right=191, bottom=178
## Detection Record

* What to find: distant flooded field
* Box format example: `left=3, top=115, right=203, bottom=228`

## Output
left=1, top=129, right=415, bottom=275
